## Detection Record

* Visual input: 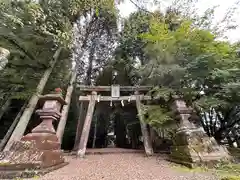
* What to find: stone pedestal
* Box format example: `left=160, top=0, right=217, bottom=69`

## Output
left=169, top=97, right=231, bottom=168
left=0, top=93, right=68, bottom=179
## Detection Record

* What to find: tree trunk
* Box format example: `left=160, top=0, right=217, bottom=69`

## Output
left=77, top=92, right=96, bottom=158
left=85, top=39, right=97, bottom=85
left=4, top=48, right=62, bottom=151
left=0, top=102, right=27, bottom=151
left=0, top=99, right=11, bottom=121
left=135, top=92, right=153, bottom=156
left=56, top=70, right=77, bottom=143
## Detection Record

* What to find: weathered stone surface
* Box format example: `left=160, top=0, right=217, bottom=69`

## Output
left=0, top=92, right=67, bottom=179
left=0, top=132, right=65, bottom=171
left=169, top=97, right=231, bottom=167
left=22, top=135, right=60, bottom=150
left=38, top=94, right=67, bottom=107
left=170, top=129, right=231, bottom=167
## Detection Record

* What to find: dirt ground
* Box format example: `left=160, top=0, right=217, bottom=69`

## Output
left=27, top=152, right=218, bottom=180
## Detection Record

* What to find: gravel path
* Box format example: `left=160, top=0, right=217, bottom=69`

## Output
left=28, top=153, right=218, bottom=180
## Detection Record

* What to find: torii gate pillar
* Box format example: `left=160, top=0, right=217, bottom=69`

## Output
left=77, top=91, right=97, bottom=158
left=135, top=91, right=153, bottom=156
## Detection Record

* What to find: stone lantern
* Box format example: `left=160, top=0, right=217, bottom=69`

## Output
left=0, top=90, right=68, bottom=179
left=170, top=96, right=231, bottom=168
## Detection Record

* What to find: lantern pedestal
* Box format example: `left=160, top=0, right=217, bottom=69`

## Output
left=169, top=97, right=231, bottom=168
left=0, top=94, right=68, bottom=179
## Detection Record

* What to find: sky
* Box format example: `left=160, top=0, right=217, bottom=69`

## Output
left=117, top=0, right=240, bottom=43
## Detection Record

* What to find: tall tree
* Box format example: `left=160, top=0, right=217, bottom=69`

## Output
left=115, top=2, right=240, bottom=143
left=0, top=0, right=73, bottom=150
left=72, top=4, right=118, bottom=149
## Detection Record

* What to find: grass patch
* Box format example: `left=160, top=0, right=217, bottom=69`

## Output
left=215, top=163, right=240, bottom=175
left=221, top=175, right=240, bottom=180
left=170, top=163, right=208, bottom=173
left=215, top=163, right=240, bottom=179
left=171, top=162, right=240, bottom=179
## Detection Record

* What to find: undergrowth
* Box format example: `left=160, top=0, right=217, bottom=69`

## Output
left=171, top=162, right=240, bottom=179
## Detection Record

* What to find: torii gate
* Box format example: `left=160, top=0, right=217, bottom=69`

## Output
left=76, top=85, right=154, bottom=157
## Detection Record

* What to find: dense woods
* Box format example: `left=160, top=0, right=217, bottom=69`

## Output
left=0, top=0, right=240, bottom=151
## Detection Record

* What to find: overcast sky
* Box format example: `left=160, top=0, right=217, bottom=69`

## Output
left=117, top=0, right=240, bottom=43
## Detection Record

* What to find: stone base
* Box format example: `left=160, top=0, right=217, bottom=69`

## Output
left=170, top=147, right=230, bottom=168
left=169, top=128, right=231, bottom=168
left=0, top=132, right=66, bottom=178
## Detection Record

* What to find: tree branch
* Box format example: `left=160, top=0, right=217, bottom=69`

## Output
left=129, top=0, right=153, bottom=14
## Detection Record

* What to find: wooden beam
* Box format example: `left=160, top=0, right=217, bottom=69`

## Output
left=77, top=92, right=96, bottom=158
left=135, top=91, right=153, bottom=156
left=72, top=101, right=88, bottom=151
left=76, top=85, right=152, bottom=92
left=79, top=95, right=152, bottom=101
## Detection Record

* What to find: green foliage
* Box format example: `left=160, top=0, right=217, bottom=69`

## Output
left=1, top=0, right=239, bottom=145
left=193, top=97, right=229, bottom=111
left=142, top=105, right=173, bottom=128
left=115, top=1, right=240, bottom=139
left=0, top=0, right=118, bottom=105
left=117, top=10, right=153, bottom=63
left=138, top=9, right=239, bottom=99
left=0, top=0, right=73, bottom=103
left=149, top=86, right=174, bottom=101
